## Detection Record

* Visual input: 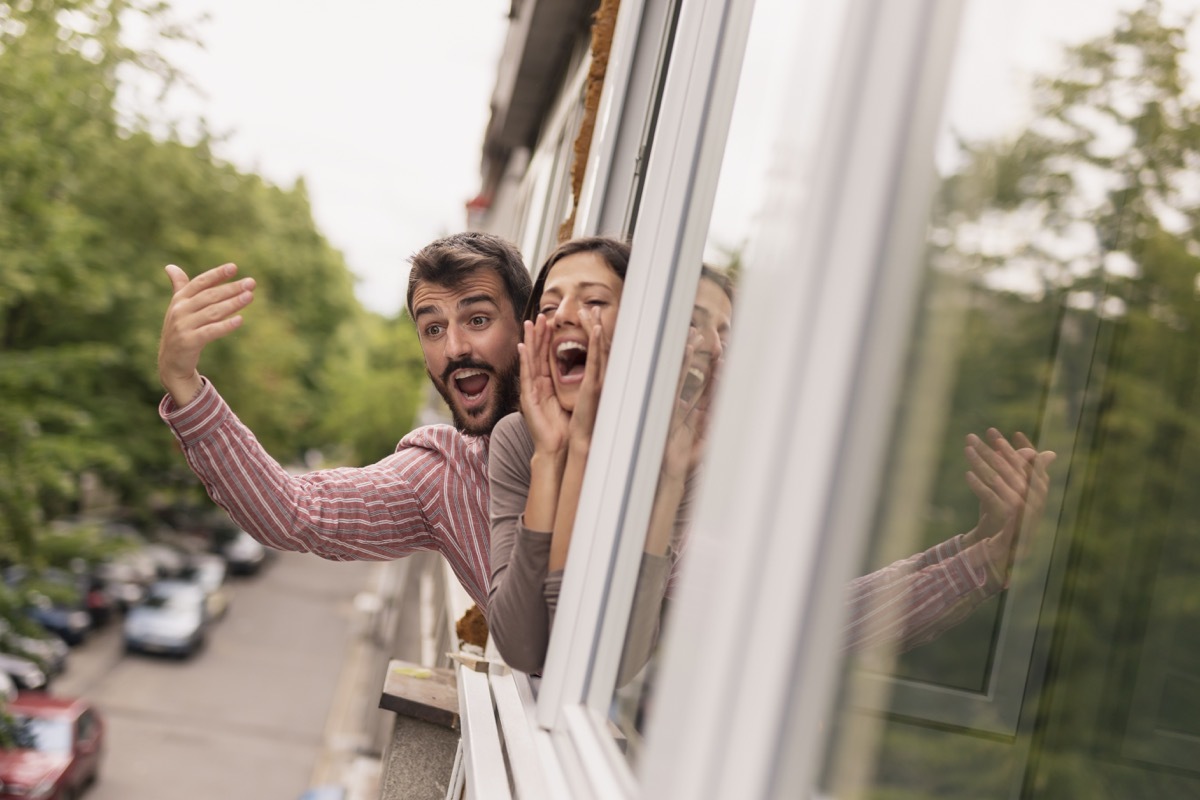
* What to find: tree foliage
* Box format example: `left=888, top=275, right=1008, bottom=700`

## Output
left=0, top=0, right=426, bottom=563
left=843, top=2, right=1200, bottom=796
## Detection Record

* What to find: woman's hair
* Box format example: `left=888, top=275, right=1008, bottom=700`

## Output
left=524, top=236, right=631, bottom=322
left=700, top=263, right=736, bottom=303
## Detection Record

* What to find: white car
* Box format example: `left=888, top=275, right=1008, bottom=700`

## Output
left=123, top=581, right=208, bottom=658
left=183, top=554, right=231, bottom=621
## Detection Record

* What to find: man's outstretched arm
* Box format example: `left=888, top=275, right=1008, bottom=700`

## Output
left=843, top=430, right=1055, bottom=653
left=155, top=263, right=494, bottom=608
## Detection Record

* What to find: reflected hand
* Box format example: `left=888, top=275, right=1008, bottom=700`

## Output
left=158, top=263, right=256, bottom=406
left=519, top=315, right=570, bottom=456
left=964, top=428, right=1056, bottom=584
left=662, top=331, right=706, bottom=483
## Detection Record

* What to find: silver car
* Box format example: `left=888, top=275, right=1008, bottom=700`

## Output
left=123, top=581, right=208, bottom=658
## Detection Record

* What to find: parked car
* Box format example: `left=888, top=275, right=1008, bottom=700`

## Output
left=2, top=569, right=91, bottom=647
left=93, top=549, right=157, bottom=612
left=0, top=693, right=104, bottom=800
left=123, top=581, right=208, bottom=658
left=23, top=595, right=89, bottom=648
left=141, top=544, right=189, bottom=580
left=0, top=654, right=47, bottom=692
left=220, top=530, right=268, bottom=575
left=181, top=555, right=230, bottom=621
left=0, top=622, right=67, bottom=678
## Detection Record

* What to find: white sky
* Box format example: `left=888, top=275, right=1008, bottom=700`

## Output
left=126, top=0, right=510, bottom=317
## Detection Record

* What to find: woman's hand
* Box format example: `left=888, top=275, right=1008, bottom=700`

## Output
left=567, top=307, right=610, bottom=453
left=519, top=314, right=570, bottom=457
left=661, top=331, right=706, bottom=484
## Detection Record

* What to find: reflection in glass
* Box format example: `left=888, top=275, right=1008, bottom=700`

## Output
left=809, top=1, right=1200, bottom=797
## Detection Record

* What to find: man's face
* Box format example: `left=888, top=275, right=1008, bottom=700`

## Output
left=412, top=271, right=522, bottom=435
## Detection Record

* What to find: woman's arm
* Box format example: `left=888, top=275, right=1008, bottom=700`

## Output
left=488, top=414, right=559, bottom=674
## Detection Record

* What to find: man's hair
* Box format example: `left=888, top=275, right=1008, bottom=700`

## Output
left=406, top=232, right=531, bottom=322
left=524, top=236, right=632, bottom=322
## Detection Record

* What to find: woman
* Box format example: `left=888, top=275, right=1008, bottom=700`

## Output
left=485, top=237, right=702, bottom=675
left=486, top=236, right=1053, bottom=675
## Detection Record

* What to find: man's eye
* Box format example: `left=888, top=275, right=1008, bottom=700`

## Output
left=424, top=324, right=443, bottom=337
left=469, top=316, right=490, bottom=327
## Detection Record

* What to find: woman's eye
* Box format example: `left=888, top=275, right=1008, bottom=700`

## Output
left=539, top=305, right=558, bottom=315
left=586, top=299, right=608, bottom=308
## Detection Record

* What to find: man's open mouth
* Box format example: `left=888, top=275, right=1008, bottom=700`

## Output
left=453, top=368, right=492, bottom=405
left=555, top=341, right=589, bottom=383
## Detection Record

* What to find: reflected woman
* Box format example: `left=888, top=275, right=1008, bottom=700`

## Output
left=485, top=236, right=1054, bottom=675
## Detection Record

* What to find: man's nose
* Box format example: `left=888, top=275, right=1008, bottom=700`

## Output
left=445, top=325, right=472, bottom=359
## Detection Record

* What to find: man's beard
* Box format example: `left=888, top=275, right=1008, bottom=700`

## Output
left=429, top=355, right=521, bottom=436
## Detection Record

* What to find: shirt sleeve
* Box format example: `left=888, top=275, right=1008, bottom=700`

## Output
left=486, top=413, right=555, bottom=674
left=842, top=533, right=1007, bottom=653
left=159, top=377, right=492, bottom=607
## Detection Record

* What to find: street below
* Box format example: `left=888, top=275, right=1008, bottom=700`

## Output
left=54, top=550, right=373, bottom=800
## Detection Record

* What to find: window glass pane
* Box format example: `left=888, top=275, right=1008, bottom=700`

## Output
left=605, top=0, right=842, bottom=770
left=802, top=0, right=1200, bottom=796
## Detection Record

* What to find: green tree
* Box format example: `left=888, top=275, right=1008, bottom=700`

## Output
left=853, top=3, right=1200, bottom=797
left=0, top=0, right=425, bottom=564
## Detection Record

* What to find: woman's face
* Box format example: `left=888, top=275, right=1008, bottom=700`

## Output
left=536, top=251, right=624, bottom=412
left=681, top=275, right=733, bottom=402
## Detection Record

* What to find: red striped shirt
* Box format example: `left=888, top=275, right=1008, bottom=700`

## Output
left=159, top=378, right=493, bottom=608
left=160, top=380, right=1005, bottom=650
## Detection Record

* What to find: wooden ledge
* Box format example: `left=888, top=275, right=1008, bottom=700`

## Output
left=379, top=659, right=459, bottom=730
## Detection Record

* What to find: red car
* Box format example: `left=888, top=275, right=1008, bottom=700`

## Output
left=0, top=693, right=103, bottom=799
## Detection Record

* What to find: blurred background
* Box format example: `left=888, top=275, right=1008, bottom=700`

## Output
left=0, top=1, right=507, bottom=798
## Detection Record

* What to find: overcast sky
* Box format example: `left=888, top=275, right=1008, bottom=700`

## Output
left=129, top=1, right=510, bottom=317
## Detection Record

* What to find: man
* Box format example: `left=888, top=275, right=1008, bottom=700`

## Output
left=158, top=234, right=1050, bottom=653
left=157, top=232, right=529, bottom=608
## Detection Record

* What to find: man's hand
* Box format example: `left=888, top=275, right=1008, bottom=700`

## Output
left=964, top=428, right=1055, bottom=585
left=158, top=263, right=256, bottom=407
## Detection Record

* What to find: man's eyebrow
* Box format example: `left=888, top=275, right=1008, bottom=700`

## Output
left=458, top=294, right=501, bottom=309
left=413, top=304, right=441, bottom=320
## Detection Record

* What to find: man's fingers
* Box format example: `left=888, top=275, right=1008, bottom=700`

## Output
left=974, top=431, right=1034, bottom=495
left=165, top=264, right=191, bottom=293
left=965, top=470, right=1000, bottom=507
left=173, top=262, right=238, bottom=298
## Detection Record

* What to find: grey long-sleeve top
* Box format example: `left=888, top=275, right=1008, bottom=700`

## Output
left=487, top=412, right=674, bottom=676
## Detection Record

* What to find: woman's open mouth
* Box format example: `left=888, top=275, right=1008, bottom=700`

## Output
left=555, top=341, right=589, bottom=384
left=681, top=365, right=707, bottom=403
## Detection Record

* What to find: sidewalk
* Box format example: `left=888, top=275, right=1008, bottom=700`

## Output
left=309, top=555, right=429, bottom=800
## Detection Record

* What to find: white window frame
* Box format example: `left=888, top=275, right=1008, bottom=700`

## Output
left=572, top=0, right=682, bottom=239
left=637, top=0, right=969, bottom=797
left=532, top=0, right=762, bottom=790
